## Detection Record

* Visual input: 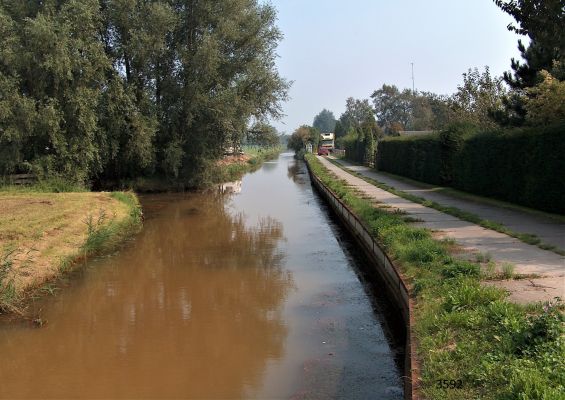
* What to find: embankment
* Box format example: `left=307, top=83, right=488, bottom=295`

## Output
left=214, top=146, right=283, bottom=183
left=0, top=191, right=142, bottom=315
left=306, top=155, right=419, bottom=399
left=106, top=146, right=283, bottom=192
left=305, top=156, right=418, bottom=399
left=304, top=154, right=564, bottom=400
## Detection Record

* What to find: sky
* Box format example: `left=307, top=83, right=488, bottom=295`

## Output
left=267, top=0, right=525, bottom=133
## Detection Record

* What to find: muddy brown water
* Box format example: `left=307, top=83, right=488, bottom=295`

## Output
left=0, top=153, right=403, bottom=399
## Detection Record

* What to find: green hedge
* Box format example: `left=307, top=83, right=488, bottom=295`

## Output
left=376, top=132, right=443, bottom=185
left=376, top=123, right=565, bottom=214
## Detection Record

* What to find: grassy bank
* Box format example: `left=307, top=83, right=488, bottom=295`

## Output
left=305, top=154, right=564, bottom=400
left=214, top=145, right=283, bottom=183
left=0, top=189, right=142, bottom=315
left=328, top=158, right=565, bottom=256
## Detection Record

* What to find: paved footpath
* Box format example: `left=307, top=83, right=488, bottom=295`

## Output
left=317, top=156, right=565, bottom=304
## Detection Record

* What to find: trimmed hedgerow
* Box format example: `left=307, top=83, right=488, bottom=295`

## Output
left=376, top=131, right=443, bottom=185
left=376, top=123, right=565, bottom=214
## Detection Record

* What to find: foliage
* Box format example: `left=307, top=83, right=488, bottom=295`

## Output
left=495, top=0, right=564, bottom=88
left=306, top=154, right=565, bottom=400
left=342, top=120, right=382, bottom=165
left=370, top=85, right=453, bottom=133
left=335, top=97, right=382, bottom=163
left=494, top=0, right=564, bottom=125
left=287, top=125, right=319, bottom=152
left=371, top=84, right=412, bottom=133
left=0, top=0, right=289, bottom=188
left=376, top=131, right=443, bottom=184
left=246, top=122, right=281, bottom=148
left=369, top=80, right=501, bottom=135
left=334, top=120, right=346, bottom=139
left=449, top=67, right=506, bottom=129
left=524, top=70, right=565, bottom=125
left=337, top=97, right=375, bottom=135
left=377, top=123, right=565, bottom=214
left=214, top=145, right=281, bottom=182
left=312, top=108, right=336, bottom=133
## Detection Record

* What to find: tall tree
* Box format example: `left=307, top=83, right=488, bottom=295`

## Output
left=159, top=0, right=289, bottom=182
left=370, top=84, right=412, bottom=133
left=0, top=0, right=290, bottom=187
left=338, top=97, right=382, bottom=163
left=288, top=125, right=318, bottom=152
left=450, top=67, right=506, bottom=129
left=494, top=0, right=564, bottom=125
left=338, top=97, right=375, bottom=133
left=495, top=0, right=565, bottom=88
left=1, top=0, right=112, bottom=182
left=247, top=122, right=280, bottom=147
left=312, top=109, right=336, bottom=132
left=0, top=5, right=35, bottom=175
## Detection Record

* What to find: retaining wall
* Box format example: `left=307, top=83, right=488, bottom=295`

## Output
left=306, top=160, right=420, bottom=400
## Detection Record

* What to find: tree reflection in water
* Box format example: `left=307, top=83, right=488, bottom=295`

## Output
left=0, top=192, right=293, bottom=399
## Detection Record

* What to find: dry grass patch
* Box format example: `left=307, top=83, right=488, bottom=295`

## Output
left=0, top=192, right=130, bottom=297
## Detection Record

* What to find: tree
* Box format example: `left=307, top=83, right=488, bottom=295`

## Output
left=336, top=98, right=382, bottom=163
left=1, top=0, right=112, bottom=182
left=409, top=95, right=434, bottom=131
left=494, top=0, right=564, bottom=88
left=338, top=97, right=376, bottom=132
left=494, top=0, right=564, bottom=125
left=370, top=85, right=412, bottom=133
left=288, top=125, right=318, bottom=152
left=523, top=70, right=565, bottom=125
left=157, top=0, right=290, bottom=183
left=312, top=109, right=336, bottom=132
left=449, top=67, right=506, bottom=129
left=0, top=7, right=36, bottom=175
left=247, top=122, right=280, bottom=147
left=0, top=0, right=290, bottom=187
left=334, top=120, right=346, bottom=139
left=420, top=92, right=453, bottom=130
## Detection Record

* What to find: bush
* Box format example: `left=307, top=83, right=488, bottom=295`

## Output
left=376, top=132, right=443, bottom=184
left=376, top=123, right=565, bottom=214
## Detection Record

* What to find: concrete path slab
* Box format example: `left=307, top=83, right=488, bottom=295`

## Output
left=334, top=158, right=565, bottom=251
left=316, top=156, right=565, bottom=304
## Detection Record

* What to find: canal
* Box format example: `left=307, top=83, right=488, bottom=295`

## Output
left=0, top=153, right=403, bottom=399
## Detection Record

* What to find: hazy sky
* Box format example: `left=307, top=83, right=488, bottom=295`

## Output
left=268, top=0, right=524, bottom=133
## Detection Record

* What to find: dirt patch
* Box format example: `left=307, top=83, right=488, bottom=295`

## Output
left=216, top=153, right=251, bottom=166
left=484, top=276, right=565, bottom=304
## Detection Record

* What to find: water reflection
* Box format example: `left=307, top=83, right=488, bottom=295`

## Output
left=219, top=180, right=242, bottom=194
left=0, top=154, right=402, bottom=400
left=287, top=161, right=308, bottom=184
left=0, top=193, right=292, bottom=399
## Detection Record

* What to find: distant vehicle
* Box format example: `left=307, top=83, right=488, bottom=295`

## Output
left=317, top=147, right=329, bottom=156
left=320, top=132, right=335, bottom=151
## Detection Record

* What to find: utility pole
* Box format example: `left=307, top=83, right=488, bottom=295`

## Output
left=411, top=62, right=415, bottom=94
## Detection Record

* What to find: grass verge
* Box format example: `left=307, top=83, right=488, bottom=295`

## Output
left=306, top=154, right=564, bottom=400
left=0, top=191, right=142, bottom=315
left=329, top=158, right=565, bottom=256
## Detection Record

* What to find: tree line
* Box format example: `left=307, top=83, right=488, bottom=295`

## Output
left=0, top=0, right=289, bottom=187
left=290, top=0, right=564, bottom=164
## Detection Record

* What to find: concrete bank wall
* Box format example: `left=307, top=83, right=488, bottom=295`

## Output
left=306, top=160, right=420, bottom=400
